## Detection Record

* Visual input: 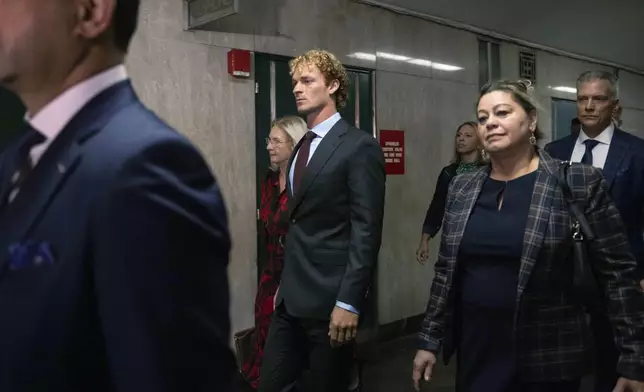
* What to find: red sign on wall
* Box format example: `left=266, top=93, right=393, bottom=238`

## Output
left=379, top=130, right=405, bottom=175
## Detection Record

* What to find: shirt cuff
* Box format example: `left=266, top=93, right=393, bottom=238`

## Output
left=336, top=301, right=360, bottom=315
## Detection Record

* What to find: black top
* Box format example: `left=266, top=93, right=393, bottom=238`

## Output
left=458, top=171, right=538, bottom=309
left=422, top=162, right=482, bottom=237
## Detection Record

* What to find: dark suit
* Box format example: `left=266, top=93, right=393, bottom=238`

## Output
left=0, top=81, right=235, bottom=391
left=259, top=118, right=385, bottom=392
left=418, top=151, right=644, bottom=383
left=545, top=129, right=644, bottom=391
left=545, top=129, right=644, bottom=272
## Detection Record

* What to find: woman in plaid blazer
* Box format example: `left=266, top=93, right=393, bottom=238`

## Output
left=412, top=80, right=644, bottom=392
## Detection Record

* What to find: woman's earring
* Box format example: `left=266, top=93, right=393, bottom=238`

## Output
left=529, top=133, right=537, bottom=145
left=481, top=149, right=489, bottom=161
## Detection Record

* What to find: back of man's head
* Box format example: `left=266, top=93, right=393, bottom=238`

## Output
left=112, top=0, right=141, bottom=53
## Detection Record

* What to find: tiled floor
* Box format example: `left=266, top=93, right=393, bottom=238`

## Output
left=360, top=336, right=456, bottom=392
left=233, top=336, right=457, bottom=392
left=359, top=336, right=594, bottom=392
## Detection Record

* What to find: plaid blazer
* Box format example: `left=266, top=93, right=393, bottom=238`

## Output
left=418, top=150, right=644, bottom=382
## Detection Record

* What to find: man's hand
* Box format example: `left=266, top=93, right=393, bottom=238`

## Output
left=329, top=306, right=359, bottom=347
left=412, top=350, right=436, bottom=391
left=613, top=377, right=644, bottom=392
left=639, top=279, right=644, bottom=291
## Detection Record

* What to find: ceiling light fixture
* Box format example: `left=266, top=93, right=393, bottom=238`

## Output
left=346, top=52, right=463, bottom=72
left=429, top=62, right=463, bottom=71
left=551, top=86, right=577, bottom=94
left=348, top=52, right=376, bottom=61
left=376, top=52, right=411, bottom=61
left=407, top=59, right=432, bottom=67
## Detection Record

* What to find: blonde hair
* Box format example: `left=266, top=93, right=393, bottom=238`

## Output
left=289, top=49, right=350, bottom=109
left=477, top=79, right=544, bottom=142
left=269, top=116, right=308, bottom=172
left=452, top=121, right=483, bottom=164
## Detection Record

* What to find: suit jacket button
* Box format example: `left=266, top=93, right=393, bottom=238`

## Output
left=291, top=219, right=296, bottom=224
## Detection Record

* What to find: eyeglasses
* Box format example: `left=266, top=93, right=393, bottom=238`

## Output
left=265, top=137, right=286, bottom=146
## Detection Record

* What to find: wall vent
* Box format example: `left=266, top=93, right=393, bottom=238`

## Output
left=519, top=51, right=537, bottom=83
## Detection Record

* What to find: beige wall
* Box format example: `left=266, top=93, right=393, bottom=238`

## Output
left=128, top=0, right=644, bottom=337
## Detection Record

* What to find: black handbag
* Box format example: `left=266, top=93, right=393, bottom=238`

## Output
left=556, top=161, right=601, bottom=305
left=233, top=327, right=255, bottom=382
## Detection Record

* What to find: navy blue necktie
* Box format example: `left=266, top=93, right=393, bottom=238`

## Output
left=581, top=139, right=600, bottom=166
left=6, top=124, right=45, bottom=203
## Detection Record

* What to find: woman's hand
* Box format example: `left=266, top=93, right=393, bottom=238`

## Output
left=412, top=349, right=436, bottom=391
left=416, top=235, right=431, bottom=264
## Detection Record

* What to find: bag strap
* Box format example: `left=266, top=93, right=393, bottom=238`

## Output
left=556, top=161, right=596, bottom=241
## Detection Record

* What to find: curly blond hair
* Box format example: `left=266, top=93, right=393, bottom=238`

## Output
left=289, top=49, right=349, bottom=109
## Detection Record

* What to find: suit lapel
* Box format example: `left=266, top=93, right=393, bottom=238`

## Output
left=602, top=129, right=629, bottom=190
left=446, top=168, right=488, bottom=280
left=515, top=152, right=558, bottom=301
left=290, top=120, right=348, bottom=213
left=561, top=135, right=576, bottom=161
left=0, top=81, right=135, bottom=276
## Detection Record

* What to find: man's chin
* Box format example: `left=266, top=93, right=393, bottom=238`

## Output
left=0, top=72, right=18, bottom=89
left=297, top=106, right=312, bottom=115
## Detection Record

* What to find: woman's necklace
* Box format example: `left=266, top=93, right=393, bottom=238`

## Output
left=456, top=161, right=479, bottom=174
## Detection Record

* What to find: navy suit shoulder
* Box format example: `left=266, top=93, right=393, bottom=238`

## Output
left=545, top=133, right=577, bottom=148
left=84, top=101, right=203, bottom=172
left=544, top=134, right=577, bottom=159
left=615, top=128, right=644, bottom=156
left=88, top=96, right=235, bottom=391
left=0, top=82, right=235, bottom=392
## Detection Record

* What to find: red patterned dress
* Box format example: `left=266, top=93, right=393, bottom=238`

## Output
left=241, top=170, right=289, bottom=389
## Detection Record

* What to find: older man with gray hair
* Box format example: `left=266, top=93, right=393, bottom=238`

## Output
left=545, top=70, right=644, bottom=392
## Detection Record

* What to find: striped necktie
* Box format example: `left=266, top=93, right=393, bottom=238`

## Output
left=6, top=125, right=46, bottom=204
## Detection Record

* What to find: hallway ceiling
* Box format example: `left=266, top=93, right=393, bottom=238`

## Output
left=363, top=0, right=644, bottom=73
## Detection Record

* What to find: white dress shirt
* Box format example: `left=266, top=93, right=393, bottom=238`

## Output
left=288, top=112, right=341, bottom=191
left=27, top=65, right=129, bottom=166
left=570, top=123, right=614, bottom=169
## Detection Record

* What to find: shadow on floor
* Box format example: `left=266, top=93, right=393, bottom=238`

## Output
left=234, top=335, right=596, bottom=391
left=360, top=335, right=455, bottom=392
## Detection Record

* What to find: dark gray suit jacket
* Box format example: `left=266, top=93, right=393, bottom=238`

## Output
left=276, top=118, right=386, bottom=321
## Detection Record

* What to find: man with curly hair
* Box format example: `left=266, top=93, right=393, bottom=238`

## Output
left=258, top=49, right=386, bottom=392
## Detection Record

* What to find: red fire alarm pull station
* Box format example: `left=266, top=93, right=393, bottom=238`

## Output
left=227, top=49, right=251, bottom=78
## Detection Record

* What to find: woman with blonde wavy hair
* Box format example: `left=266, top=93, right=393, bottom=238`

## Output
left=241, top=116, right=307, bottom=389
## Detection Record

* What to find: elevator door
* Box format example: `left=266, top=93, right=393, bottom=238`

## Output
left=254, top=53, right=373, bottom=278
left=552, top=98, right=578, bottom=141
